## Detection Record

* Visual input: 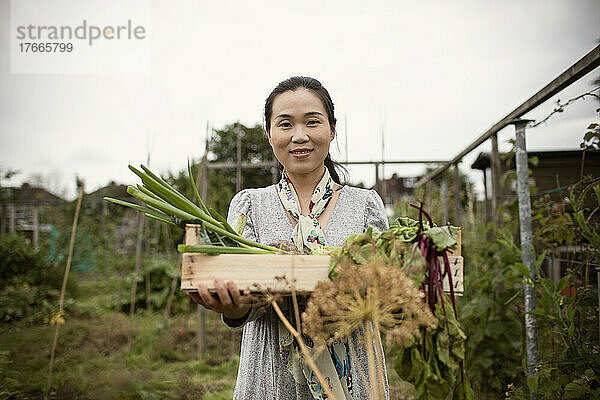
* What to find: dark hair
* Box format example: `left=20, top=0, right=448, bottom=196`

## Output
left=264, top=76, right=347, bottom=184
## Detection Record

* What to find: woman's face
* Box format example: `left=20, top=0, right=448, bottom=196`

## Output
left=268, top=88, right=334, bottom=179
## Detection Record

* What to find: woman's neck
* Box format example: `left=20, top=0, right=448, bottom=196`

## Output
left=285, top=166, right=326, bottom=201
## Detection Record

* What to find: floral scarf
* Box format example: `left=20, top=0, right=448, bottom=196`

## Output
left=276, top=168, right=333, bottom=253
left=276, top=168, right=352, bottom=399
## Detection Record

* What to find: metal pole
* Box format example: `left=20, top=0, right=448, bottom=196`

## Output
left=130, top=211, right=144, bottom=317
left=426, top=182, right=432, bottom=210
left=236, top=126, right=242, bottom=193
left=374, top=162, right=380, bottom=193
left=490, top=133, right=501, bottom=226
left=197, top=303, right=205, bottom=360
left=453, top=163, right=461, bottom=226
left=441, top=181, right=448, bottom=224
left=482, top=169, right=489, bottom=224
left=551, top=251, right=561, bottom=286
left=415, top=44, right=600, bottom=187
left=32, top=206, right=39, bottom=248
left=8, top=203, right=15, bottom=233
left=197, top=125, right=210, bottom=359
left=513, top=119, right=539, bottom=399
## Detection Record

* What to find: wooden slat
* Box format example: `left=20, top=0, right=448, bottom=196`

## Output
left=181, top=225, right=464, bottom=295
left=180, top=253, right=464, bottom=295
left=447, top=229, right=462, bottom=257
left=442, top=255, right=464, bottom=295
left=180, top=254, right=331, bottom=293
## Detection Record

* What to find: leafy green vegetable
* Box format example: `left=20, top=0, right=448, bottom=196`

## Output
left=104, top=164, right=283, bottom=255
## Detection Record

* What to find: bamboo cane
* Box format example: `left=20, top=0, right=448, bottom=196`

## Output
left=46, top=184, right=84, bottom=394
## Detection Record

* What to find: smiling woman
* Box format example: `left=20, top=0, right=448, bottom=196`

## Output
left=188, top=76, right=390, bottom=400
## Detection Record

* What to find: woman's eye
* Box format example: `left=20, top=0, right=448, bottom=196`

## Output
left=307, top=120, right=320, bottom=126
left=278, top=122, right=292, bottom=128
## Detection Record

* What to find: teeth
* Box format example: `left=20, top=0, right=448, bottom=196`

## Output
left=291, top=150, right=311, bottom=154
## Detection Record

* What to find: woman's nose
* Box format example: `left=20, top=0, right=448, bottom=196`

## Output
left=291, top=126, right=309, bottom=143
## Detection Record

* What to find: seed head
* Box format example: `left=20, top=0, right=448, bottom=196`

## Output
left=302, top=259, right=437, bottom=349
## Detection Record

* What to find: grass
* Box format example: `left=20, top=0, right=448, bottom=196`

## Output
left=0, top=262, right=413, bottom=399
left=0, top=269, right=241, bottom=400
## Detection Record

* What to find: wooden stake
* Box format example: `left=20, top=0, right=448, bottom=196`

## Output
left=130, top=210, right=145, bottom=317
left=46, top=184, right=84, bottom=394
left=163, top=221, right=180, bottom=320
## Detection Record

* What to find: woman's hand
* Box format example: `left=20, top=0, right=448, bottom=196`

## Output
left=188, top=279, right=251, bottom=320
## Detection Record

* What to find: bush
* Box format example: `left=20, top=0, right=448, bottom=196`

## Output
left=0, top=234, right=69, bottom=323
left=111, top=255, right=187, bottom=315
left=0, top=234, right=47, bottom=287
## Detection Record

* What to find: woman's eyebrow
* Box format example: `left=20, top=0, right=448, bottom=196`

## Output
left=274, top=111, right=324, bottom=119
left=305, top=111, right=324, bottom=117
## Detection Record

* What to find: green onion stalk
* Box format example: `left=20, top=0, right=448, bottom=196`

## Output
left=104, top=163, right=284, bottom=255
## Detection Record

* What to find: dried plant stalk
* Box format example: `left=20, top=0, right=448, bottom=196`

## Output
left=364, top=321, right=380, bottom=399
left=373, top=324, right=386, bottom=397
left=271, top=300, right=338, bottom=400
left=302, top=259, right=438, bottom=398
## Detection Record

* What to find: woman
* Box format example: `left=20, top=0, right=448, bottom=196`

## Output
left=189, top=76, right=389, bottom=399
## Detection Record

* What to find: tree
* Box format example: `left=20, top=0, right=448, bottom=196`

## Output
left=164, top=122, right=277, bottom=245
left=210, top=121, right=276, bottom=190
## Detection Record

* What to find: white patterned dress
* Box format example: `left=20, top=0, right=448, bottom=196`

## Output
left=223, top=184, right=390, bottom=400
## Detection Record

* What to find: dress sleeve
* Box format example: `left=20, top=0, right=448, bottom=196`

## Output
left=365, top=189, right=389, bottom=231
left=225, top=189, right=257, bottom=242
left=222, top=190, right=265, bottom=329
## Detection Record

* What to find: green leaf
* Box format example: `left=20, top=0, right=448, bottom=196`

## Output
left=541, top=290, right=552, bottom=315
left=424, top=226, right=457, bottom=250
left=557, top=275, right=570, bottom=293
left=177, top=244, right=272, bottom=254
left=585, top=129, right=596, bottom=140
left=593, top=184, right=600, bottom=205
left=568, top=321, right=575, bottom=338
left=564, top=379, right=590, bottom=399
left=484, top=320, right=506, bottom=338
left=539, top=278, right=556, bottom=296
left=567, top=303, right=576, bottom=322
left=534, top=250, right=547, bottom=273
left=511, top=262, right=530, bottom=278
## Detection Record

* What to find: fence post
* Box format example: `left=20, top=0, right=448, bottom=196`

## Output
left=32, top=206, right=39, bottom=248
left=8, top=203, right=15, bottom=233
left=440, top=181, right=448, bottom=224
left=236, top=126, right=242, bottom=193
left=374, top=162, right=380, bottom=193
left=490, top=133, right=502, bottom=226
left=453, top=162, right=461, bottom=226
left=196, top=134, right=210, bottom=359
left=482, top=169, right=490, bottom=224
left=425, top=181, right=433, bottom=211
left=512, top=119, right=539, bottom=399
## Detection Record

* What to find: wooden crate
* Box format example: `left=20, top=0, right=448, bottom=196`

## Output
left=180, top=224, right=464, bottom=295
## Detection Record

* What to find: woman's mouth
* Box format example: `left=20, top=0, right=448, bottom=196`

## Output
left=289, top=149, right=313, bottom=158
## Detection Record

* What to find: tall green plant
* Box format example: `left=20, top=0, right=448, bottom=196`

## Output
left=504, top=181, right=600, bottom=399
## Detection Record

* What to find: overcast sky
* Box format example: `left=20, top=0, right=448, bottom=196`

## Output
left=1, top=0, right=599, bottom=200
